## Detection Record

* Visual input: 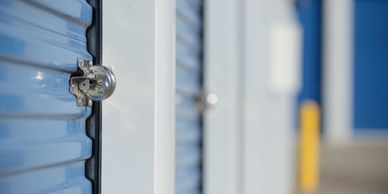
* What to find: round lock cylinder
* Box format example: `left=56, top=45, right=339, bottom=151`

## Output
left=70, top=59, right=117, bottom=107
left=85, top=66, right=116, bottom=101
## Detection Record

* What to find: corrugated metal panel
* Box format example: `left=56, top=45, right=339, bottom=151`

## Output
left=0, top=1, right=94, bottom=193
left=176, top=0, right=204, bottom=194
left=354, top=0, right=388, bottom=130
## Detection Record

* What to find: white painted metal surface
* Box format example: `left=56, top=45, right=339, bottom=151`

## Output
left=102, top=0, right=175, bottom=193
left=203, top=0, right=241, bottom=194
left=323, top=0, right=353, bottom=142
left=241, top=0, right=298, bottom=194
left=270, top=22, right=302, bottom=93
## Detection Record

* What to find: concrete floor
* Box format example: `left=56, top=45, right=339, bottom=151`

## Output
left=316, top=138, right=388, bottom=194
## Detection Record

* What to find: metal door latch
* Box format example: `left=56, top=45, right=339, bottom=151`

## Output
left=70, top=58, right=116, bottom=107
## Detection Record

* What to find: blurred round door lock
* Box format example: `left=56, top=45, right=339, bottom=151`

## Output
left=206, top=92, right=218, bottom=106
left=197, top=92, right=218, bottom=111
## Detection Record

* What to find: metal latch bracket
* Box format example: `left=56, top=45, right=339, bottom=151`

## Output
left=70, top=59, right=94, bottom=107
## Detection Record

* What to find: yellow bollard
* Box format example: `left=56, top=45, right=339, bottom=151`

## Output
left=299, top=101, right=320, bottom=193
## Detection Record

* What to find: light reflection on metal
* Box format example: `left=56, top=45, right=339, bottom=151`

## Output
left=34, top=71, right=44, bottom=80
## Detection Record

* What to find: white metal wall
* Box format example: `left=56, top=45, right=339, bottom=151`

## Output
left=204, top=0, right=300, bottom=194
left=203, top=0, right=241, bottom=194
left=100, top=0, right=301, bottom=194
left=241, top=2, right=299, bottom=194
left=102, top=0, right=175, bottom=193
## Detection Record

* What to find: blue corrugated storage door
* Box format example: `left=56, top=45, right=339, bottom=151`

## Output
left=297, top=0, right=322, bottom=105
left=0, top=1, right=95, bottom=193
left=176, top=0, right=204, bottom=194
left=354, top=0, right=388, bottom=131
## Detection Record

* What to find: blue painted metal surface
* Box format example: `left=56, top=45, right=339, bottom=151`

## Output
left=297, top=0, right=322, bottom=104
left=0, top=0, right=94, bottom=193
left=354, top=0, right=388, bottom=130
left=176, top=0, right=203, bottom=193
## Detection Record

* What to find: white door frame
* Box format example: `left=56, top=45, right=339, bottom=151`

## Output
left=102, top=0, right=176, bottom=193
left=203, top=0, right=241, bottom=194
left=242, top=1, right=299, bottom=194
left=323, top=0, right=353, bottom=143
left=204, top=1, right=300, bottom=194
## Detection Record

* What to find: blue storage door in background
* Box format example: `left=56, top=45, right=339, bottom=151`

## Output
left=354, top=0, right=388, bottom=131
left=297, top=0, right=322, bottom=105
left=0, top=1, right=98, bottom=193
left=176, top=0, right=204, bottom=193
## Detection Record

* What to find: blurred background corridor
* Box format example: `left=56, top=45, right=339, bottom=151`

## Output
left=295, top=0, right=388, bottom=194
